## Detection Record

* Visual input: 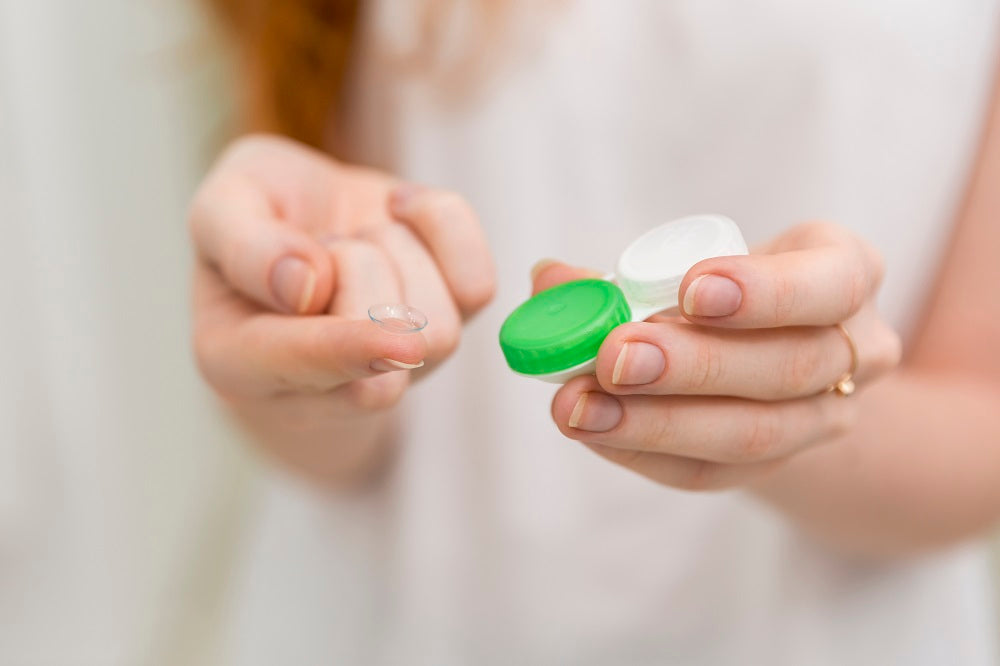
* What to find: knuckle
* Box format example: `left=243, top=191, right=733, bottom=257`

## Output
left=863, top=241, right=886, bottom=289
left=736, top=412, right=781, bottom=462
left=186, top=192, right=207, bottom=240
left=441, top=328, right=462, bottom=358
left=827, top=401, right=858, bottom=438
left=216, top=237, right=245, bottom=283
left=688, top=333, right=724, bottom=392
left=224, top=133, right=285, bottom=162
left=799, top=220, right=842, bottom=240
left=782, top=341, right=822, bottom=396
left=842, top=255, right=870, bottom=319
left=430, top=323, right=462, bottom=360
left=636, top=403, right=679, bottom=454
left=222, top=135, right=257, bottom=161
left=597, top=444, right=646, bottom=469
left=191, top=326, right=233, bottom=395
left=816, top=396, right=858, bottom=442
left=191, top=327, right=217, bottom=382
left=187, top=177, right=255, bottom=269
left=786, top=220, right=846, bottom=249
left=456, top=271, right=497, bottom=314
left=427, top=191, right=476, bottom=225
left=186, top=179, right=228, bottom=245
left=883, top=327, right=903, bottom=369
left=344, top=377, right=405, bottom=411
left=329, top=239, right=383, bottom=281
left=772, top=273, right=799, bottom=325
left=675, top=459, right=719, bottom=492
left=867, top=322, right=903, bottom=376
left=227, top=134, right=262, bottom=155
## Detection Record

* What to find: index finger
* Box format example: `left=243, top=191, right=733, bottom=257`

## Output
left=530, top=260, right=604, bottom=294
left=679, top=224, right=883, bottom=328
left=189, top=138, right=340, bottom=315
left=388, top=184, right=497, bottom=317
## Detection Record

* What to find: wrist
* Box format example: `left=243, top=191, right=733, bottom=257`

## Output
left=228, top=396, right=400, bottom=489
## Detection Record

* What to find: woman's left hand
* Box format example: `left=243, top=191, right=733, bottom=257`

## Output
left=537, top=222, right=902, bottom=490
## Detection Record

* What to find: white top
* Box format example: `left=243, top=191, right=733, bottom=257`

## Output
left=220, top=2, right=1000, bottom=664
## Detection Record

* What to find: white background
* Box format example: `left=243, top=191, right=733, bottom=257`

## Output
left=0, top=1, right=251, bottom=663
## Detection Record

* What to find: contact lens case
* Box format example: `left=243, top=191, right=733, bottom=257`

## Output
left=499, top=215, right=748, bottom=383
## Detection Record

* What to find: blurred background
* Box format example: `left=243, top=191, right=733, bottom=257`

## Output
left=1, top=1, right=252, bottom=663
left=0, top=1, right=998, bottom=664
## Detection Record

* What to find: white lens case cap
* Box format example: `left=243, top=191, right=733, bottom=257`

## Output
left=615, top=214, right=748, bottom=320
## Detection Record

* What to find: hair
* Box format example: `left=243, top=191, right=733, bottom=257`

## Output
left=205, top=0, right=362, bottom=148
left=206, top=1, right=526, bottom=150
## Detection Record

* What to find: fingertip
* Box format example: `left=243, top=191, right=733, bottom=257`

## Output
left=387, top=182, right=428, bottom=217
left=681, top=274, right=744, bottom=319
left=386, top=184, right=496, bottom=318
left=368, top=322, right=429, bottom=367
left=530, top=258, right=561, bottom=283
left=678, top=256, right=747, bottom=322
left=307, top=318, right=429, bottom=383
left=301, top=249, right=335, bottom=314
left=269, top=243, right=335, bottom=315
left=454, top=263, right=498, bottom=316
left=594, top=323, right=633, bottom=384
left=530, top=261, right=604, bottom=295
left=551, top=375, right=600, bottom=432
left=595, top=323, right=669, bottom=391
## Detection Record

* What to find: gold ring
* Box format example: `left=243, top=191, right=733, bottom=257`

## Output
left=826, top=323, right=858, bottom=397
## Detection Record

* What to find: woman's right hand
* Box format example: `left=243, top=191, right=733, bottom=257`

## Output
left=188, top=135, right=495, bottom=483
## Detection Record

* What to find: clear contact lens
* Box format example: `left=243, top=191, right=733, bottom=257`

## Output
left=368, top=303, right=428, bottom=334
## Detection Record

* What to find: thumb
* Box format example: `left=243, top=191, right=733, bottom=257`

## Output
left=529, top=259, right=604, bottom=295
left=190, top=204, right=334, bottom=315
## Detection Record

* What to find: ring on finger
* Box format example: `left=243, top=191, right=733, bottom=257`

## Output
left=826, top=323, right=858, bottom=397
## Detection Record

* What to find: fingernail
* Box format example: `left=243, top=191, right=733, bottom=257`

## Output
left=388, top=182, right=425, bottom=214
left=270, top=256, right=316, bottom=314
left=529, top=258, right=560, bottom=282
left=568, top=392, right=622, bottom=432
left=612, top=341, right=666, bottom=386
left=683, top=274, right=742, bottom=317
left=370, top=358, right=425, bottom=372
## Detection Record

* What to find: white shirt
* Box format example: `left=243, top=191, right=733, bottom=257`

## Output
left=223, top=2, right=1000, bottom=664
left=13, top=1, right=994, bottom=664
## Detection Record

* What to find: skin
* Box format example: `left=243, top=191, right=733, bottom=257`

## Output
left=191, top=77, right=1000, bottom=558
left=189, top=135, right=495, bottom=487
left=543, top=73, right=1000, bottom=559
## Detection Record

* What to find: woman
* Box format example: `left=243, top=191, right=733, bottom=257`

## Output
left=192, top=1, right=1000, bottom=663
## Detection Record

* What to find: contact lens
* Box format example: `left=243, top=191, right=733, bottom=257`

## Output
left=368, top=303, right=428, bottom=334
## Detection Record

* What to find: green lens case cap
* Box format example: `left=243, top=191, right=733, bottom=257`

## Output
left=499, top=215, right=749, bottom=381
left=499, top=279, right=631, bottom=376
